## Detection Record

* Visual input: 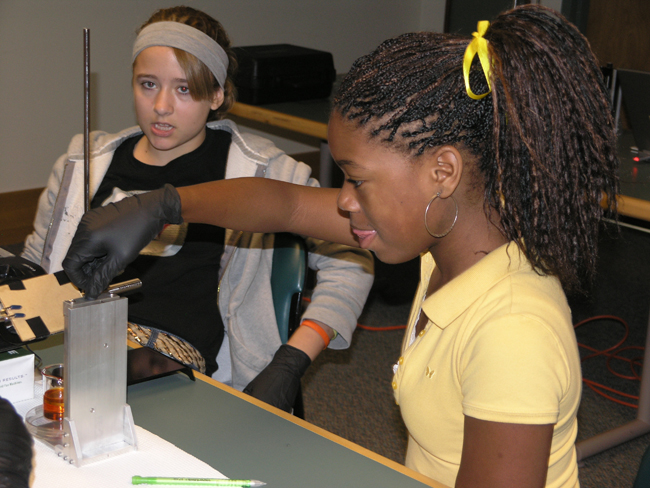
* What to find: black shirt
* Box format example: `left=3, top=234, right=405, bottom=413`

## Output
left=91, top=128, right=231, bottom=375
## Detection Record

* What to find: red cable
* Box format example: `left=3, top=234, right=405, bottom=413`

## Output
left=574, top=315, right=642, bottom=409
left=357, top=323, right=407, bottom=331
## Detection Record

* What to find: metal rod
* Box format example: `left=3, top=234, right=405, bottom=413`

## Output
left=83, top=28, right=90, bottom=213
left=107, top=279, right=142, bottom=296
left=80, top=279, right=142, bottom=300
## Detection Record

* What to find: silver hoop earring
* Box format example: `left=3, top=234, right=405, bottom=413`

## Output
left=424, top=192, right=458, bottom=238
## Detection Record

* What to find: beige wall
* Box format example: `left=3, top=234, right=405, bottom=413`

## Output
left=0, top=0, right=447, bottom=193
left=586, top=0, right=650, bottom=72
left=1, top=0, right=568, bottom=194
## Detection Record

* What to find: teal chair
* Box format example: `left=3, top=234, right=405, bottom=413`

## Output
left=633, top=443, right=650, bottom=488
left=271, top=232, right=308, bottom=418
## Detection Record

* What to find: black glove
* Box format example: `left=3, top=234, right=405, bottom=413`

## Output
left=243, top=344, right=311, bottom=413
left=0, top=397, right=33, bottom=488
left=62, top=184, right=182, bottom=298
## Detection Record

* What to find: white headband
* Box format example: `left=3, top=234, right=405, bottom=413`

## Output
left=133, top=21, right=229, bottom=88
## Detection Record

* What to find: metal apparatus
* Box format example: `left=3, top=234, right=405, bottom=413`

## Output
left=48, top=30, right=139, bottom=466
left=55, top=282, right=140, bottom=466
left=83, top=28, right=91, bottom=213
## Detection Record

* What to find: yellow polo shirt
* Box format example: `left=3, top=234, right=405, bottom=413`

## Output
left=392, top=242, right=580, bottom=488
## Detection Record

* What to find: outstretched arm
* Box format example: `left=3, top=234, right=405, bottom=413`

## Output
left=177, top=178, right=357, bottom=246
left=63, top=178, right=358, bottom=297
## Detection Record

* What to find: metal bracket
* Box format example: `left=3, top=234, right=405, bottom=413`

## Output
left=55, top=293, right=138, bottom=466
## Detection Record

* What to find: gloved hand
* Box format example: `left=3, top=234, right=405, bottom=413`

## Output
left=62, top=184, right=182, bottom=298
left=0, top=397, right=33, bottom=488
left=243, top=344, right=311, bottom=413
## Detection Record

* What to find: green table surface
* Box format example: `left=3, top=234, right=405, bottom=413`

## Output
left=29, top=335, right=440, bottom=488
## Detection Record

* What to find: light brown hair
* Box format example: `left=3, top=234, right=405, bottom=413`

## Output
left=138, top=6, right=238, bottom=120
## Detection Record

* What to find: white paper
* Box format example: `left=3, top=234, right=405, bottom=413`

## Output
left=13, top=381, right=227, bottom=488
left=0, top=351, right=34, bottom=403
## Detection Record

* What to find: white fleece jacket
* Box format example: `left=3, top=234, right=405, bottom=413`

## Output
left=23, top=119, right=374, bottom=390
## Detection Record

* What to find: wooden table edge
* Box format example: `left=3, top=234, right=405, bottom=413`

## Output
left=126, top=340, right=445, bottom=486
left=230, top=102, right=328, bottom=140
left=615, top=194, right=650, bottom=221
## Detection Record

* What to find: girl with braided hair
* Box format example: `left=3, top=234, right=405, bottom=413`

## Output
left=63, top=5, right=618, bottom=486
left=0, top=398, right=33, bottom=488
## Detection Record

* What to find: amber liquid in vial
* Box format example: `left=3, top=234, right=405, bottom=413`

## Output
left=43, top=387, right=64, bottom=421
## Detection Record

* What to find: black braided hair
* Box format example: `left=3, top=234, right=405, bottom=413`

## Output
left=332, top=5, right=619, bottom=293
left=0, top=398, right=33, bottom=488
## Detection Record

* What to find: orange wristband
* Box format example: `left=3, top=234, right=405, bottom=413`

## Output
left=300, top=320, right=331, bottom=349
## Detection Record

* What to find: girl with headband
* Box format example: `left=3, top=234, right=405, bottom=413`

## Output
left=23, top=6, right=373, bottom=413
left=63, top=5, right=618, bottom=486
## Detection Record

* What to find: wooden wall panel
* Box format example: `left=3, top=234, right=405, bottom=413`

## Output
left=0, top=188, right=42, bottom=247
left=586, top=0, right=650, bottom=72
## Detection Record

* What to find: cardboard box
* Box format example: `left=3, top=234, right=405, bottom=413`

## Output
left=0, top=348, right=34, bottom=403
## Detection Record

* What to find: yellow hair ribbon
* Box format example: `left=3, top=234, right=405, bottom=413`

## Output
left=463, top=20, right=492, bottom=100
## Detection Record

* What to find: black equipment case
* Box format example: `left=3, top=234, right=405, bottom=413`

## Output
left=232, top=44, right=336, bottom=105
